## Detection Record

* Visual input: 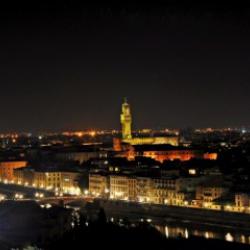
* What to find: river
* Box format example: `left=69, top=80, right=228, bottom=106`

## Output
left=155, top=223, right=250, bottom=244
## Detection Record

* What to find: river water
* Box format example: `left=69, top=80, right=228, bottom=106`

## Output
left=155, top=223, right=250, bottom=244
left=107, top=215, right=250, bottom=245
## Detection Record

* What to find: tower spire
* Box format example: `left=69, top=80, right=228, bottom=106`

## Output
left=120, top=98, right=132, bottom=140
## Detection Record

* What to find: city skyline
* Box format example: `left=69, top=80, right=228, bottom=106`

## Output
left=0, top=3, right=250, bottom=132
left=2, top=3, right=250, bottom=250
left=0, top=96, right=248, bottom=135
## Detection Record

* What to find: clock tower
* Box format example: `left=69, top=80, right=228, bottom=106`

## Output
left=120, top=98, right=132, bottom=140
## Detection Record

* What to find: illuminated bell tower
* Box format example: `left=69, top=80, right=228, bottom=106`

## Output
left=120, top=98, right=132, bottom=140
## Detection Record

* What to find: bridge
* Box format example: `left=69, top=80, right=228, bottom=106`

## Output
left=37, top=196, right=94, bottom=206
left=0, top=182, right=95, bottom=206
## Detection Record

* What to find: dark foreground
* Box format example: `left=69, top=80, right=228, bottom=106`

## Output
left=1, top=201, right=250, bottom=250
left=47, top=214, right=250, bottom=250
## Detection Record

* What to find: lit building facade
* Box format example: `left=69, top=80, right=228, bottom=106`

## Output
left=119, top=98, right=179, bottom=146
left=116, top=143, right=218, bottom=163
left=108, top=174, right=204, bottom=205
left=150, top=178, right=176, bottom=204
left=14, top=167, right=34, bottom=185
left=125, top=137, right=179, bottom=146
left=110, top=174, right=137, bottom=201
left=33, top=170, right=80, bottom=193
left=142, top=149, right=217, bottom=163
left=235, top=193, right=250, bottom=211
left=143, top=150, right=196, bottom=162
left=147, top=177, right=200, bottom=205
left=195, top=184, right=229, bottom=210
left=136, top=177, right=154, bottom=203
left=0, top=160, right=28, bottom=181
left=89, top=173, right=109, bottom=197
left=235, top=193, right=249, bottom=207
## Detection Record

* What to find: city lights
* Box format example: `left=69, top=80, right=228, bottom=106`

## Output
left=89, top=131, right=96, bottom=137
left=0, top=3, right=248, bottom=249
left=0, top=195, right=5, bottom=201
left=14, top=193, right=24, bottom=200
left=34, top=192, right=44, bottom=199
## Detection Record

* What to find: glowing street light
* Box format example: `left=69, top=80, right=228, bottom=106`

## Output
left=15, top=193, right=24, bottom=200
left=90, top=131, right=96, bottom=137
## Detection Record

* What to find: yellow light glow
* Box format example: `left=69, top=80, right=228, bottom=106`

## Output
left=225, top=233, right=234, bottom=242
left=90, top=131, right=96, bottom=137
left=189, top=169, right=196, bottom=175
left=76, top=132, right=83, bottom=137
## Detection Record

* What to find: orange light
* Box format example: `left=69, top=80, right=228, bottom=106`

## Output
left=76, top=132, right=83, bottom=137
left=90, top=131, right=96, bottom=137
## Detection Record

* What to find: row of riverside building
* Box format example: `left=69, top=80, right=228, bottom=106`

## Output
left=1, top=150, right=250, bottom=214
left=89, top=171, right=250, bottom=213
left=13, top=167, right=81, bottom=194
left=0, top=158, right=82, bottom=195
left=1, top=154, right=249, bottom=214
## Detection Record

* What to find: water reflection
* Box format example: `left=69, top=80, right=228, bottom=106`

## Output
left=156, top=225, right=250, bottom=245
left=225, top=233, right=233, bottom=242
left=165, top=226, right=169, bottom=238
left=241, top=235, right=246, bottom=244
left=204, top=231, right=214, bottom=239
left=110, top=216, right=250, bottom=245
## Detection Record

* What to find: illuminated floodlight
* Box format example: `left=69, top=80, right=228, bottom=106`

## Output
left=15, top=193, right=24, bottom=199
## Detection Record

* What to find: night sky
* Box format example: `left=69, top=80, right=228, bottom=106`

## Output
left=0, top=3, right=250, bottom=132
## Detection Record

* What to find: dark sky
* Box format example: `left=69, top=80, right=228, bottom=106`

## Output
left=0, top=3, right=250, bottom=132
